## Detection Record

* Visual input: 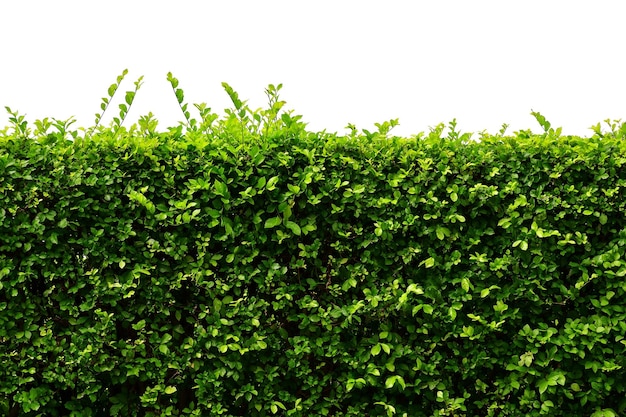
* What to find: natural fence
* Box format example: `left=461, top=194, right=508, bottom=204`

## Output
left=0, top=71, right=625, bottom=416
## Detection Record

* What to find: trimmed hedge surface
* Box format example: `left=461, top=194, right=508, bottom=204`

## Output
left=1, top=116, right=626, bottom=416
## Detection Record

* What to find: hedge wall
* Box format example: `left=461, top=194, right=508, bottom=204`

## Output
left=1, top=82, right=625, bottom=416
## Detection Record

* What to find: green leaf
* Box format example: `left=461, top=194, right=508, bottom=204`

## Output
left=264, top=216, right=282, bottom=229
left=167, top=72, right=178, bottom=89
left=518, top=351, right=534, bottom=367
left=421, top=257, right=435, bottom=268
left=461, top=277, right=470, bottom=292
left=214, top=180, right=228, bottom=196
left=384, top=375, right=404, bottom=390
left=164, top=386, right=177, bottom=394
left=266, top=176, right=279, bottom=190
left=531, top=110, right=551, bottom=132
left=132, top=319, right=146, bottom=331
left=537, top=379, right=549, bottom=394
left=513, top=240, right=529, bottom=251
left=498, top=217, right=512, bottom=229
left=125, top=91, right=135, bottom=105
left=108, top=83, right=118, bottom=97
left=435, top=226, right=450, bottom=240
left=591, top=409, right=617, bottom=417
left=285, top=221, right=301, bottom=235
left=282, top=205, right=292, bottom=222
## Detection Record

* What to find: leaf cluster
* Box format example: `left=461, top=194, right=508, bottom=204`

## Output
left=1, top=73, right=625, bottom=416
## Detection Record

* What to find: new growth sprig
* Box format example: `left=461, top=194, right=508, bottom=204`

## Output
left=3, top=107, right=78, bottom=141
left=2, top=69, right=625, bottom=143
left=87, top=69, right=144, bottom=138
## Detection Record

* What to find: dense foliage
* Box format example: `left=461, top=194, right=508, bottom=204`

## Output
left=1, top=71, right=625, bottom=416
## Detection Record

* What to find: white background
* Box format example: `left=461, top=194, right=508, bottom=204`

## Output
left=1, top=0, right=625, bottom=138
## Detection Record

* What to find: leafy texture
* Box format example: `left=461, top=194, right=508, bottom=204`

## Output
left=1, top=75, right=625, bottom=416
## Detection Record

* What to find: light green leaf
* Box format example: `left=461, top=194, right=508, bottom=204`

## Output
left=422, top=257, right=435, bottom=268
left=591, top=410, right=617, bottom=417
left=164, top=386, right=177, bottom=394
left=519, top=351, right=534, bottom=367
left=498, top=217, right=512, bottom=229
left=214, top=180, right=228, bottom=196
left=285, top=221, right=301, bottom=235
left=266, top=176, right=279, bottom=190
left=125, top=91, right=135, bottom=105
left=132, top=319, right=146, bottom=331
left=436, top=226, right=450, bottom=240
left=108, top=83, right=117, bottom=97
left=513, top=239, right=529, bottom=250
left=264, top=216, right=282, bottom=229
left=282, top=205, right=292, bottom=222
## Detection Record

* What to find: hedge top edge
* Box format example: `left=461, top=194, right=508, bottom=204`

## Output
left=1, top=69, right=625, bottom=144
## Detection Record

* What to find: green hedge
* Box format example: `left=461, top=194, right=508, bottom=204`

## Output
left=1, top=75, right=625, bottom=416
